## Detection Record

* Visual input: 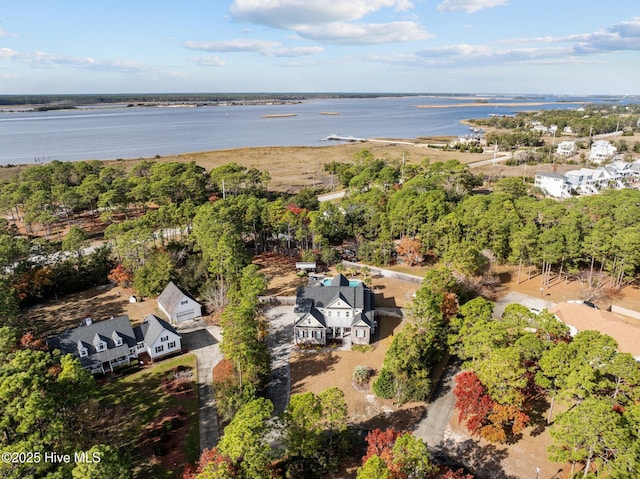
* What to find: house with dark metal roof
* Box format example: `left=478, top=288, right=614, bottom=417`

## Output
left=157, top=281, right=202, bottom=324
left=48, top=314, right=182, bottom=374
left=294, top=274, right=376, bottom=346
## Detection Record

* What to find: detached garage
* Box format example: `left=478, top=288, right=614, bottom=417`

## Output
left=157, top=281, right=203, bottom=324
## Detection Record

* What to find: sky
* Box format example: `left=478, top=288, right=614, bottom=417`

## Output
left=1, top=1, right=639, bottom=95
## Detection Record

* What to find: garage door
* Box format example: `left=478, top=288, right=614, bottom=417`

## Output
left=176, top=310, right=195, bottom=322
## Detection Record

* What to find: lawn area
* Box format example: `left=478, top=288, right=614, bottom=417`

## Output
left=101, top=354, right=199, bottom=478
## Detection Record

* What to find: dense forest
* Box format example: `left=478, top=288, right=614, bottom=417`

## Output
left=1, top=141, right=640, bottom=477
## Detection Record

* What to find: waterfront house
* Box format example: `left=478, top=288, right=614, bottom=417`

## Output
left=556, top=141, right=577, bottom=157
left=589, top=140, right=617, bottom=163
left=534, top=172, right=572, bottom=198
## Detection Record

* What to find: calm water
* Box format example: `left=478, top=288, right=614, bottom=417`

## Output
left=0, top=96, right=588, bottom=165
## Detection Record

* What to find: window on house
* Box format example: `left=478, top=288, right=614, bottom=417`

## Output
left=115, top=337, right=123, bottom=346
left=180, top=300, right=188, bottom=305
left=161, top=336, right=169, bottom=342
left=137, top=343, right=144, bottom=349
left=346, top=311, right=350, bottom=317
left=97, top=342, right=106, bottom=351
left=356, top=329, right=365, bottom=338
left=336, top=311, right=340, bottom=317
left=155, top=345, right=164, bottom=354
left=79, top=348, right=88, bottom=358
left=168, top=341, right=176, bottom=349
left=298, top=330, right=304, bottom=338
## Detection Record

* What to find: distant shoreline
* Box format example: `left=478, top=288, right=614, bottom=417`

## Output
left=416, top=101, right=586, bottom=109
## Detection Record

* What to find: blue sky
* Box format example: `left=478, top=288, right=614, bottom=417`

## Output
left=1, top=1, right=639, bottom=94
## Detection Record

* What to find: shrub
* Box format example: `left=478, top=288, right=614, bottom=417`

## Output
left=352, top=344, right=374, bottom=353
left=353, top=366, right=374, bottom=384
left=372, top=368, right=395, bottom=399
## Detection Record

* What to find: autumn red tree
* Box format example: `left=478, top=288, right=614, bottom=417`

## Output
left=454, top=371, right=494, bottom=435
left=181, top=447, right=235, bottom=479
left=107, top=263, right=133, bottom=288
left=397, top=236, right=423, bottom=266
left=454, top=371, right=530, bottom=444
left=362, top=428, right=404, bottom=465
left=20, top=332, right=47, bottom=351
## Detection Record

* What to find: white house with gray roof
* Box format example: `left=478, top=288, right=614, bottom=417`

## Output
left=157, top=281, right=202, bottom=324
left=48, top=314, right=181, bottom=374
left=294, top=274, right=376, bottom=346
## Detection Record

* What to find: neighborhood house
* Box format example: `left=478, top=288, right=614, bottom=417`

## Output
left=157, top=281, right=203, bottom=324
left=534, top=159, right=640, bottom=198
left=294, top=274, right=376, bottom=346
left=48, top=314, right=182, bottom=374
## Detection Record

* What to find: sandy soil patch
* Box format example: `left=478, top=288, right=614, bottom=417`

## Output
left=22, top=283, right=160, bottom=337
left=445, top=413, right=564, bottom=479
left=290, top=314, right=426, bottom=433
left=491, top=264, right=640, bottom=312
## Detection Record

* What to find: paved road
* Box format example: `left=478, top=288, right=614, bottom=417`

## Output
left=413, top=360, right=460, bottom=449
left=178, top=320, right=223, bottom=453
left=263, top=305, right=294, bottom=414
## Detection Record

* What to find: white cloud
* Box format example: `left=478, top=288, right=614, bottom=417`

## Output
left=410, top=16, right=640, bottom=67
left=296, top=21, right=430, bottom=44
left=0, top=27, right=18, bottom=38
left=189, top=55, right=227, bottom=67
left=0, top=47, right=163, bottom=74
left=184, top=38, right=323, bottom=57
left=436, top=0, right=508, bottom=14
left=269, top=46, right=324, bottom=57
left=184, top=39, right=280, bottom=53
left=230, top=0, right=413, bottom=28
left=228, top=0, right=427, bottom=45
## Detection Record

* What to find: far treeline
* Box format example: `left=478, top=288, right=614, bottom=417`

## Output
left=0, top=92, right=422, bottom=107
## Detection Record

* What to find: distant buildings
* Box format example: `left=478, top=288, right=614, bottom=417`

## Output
left=556, top=140, right=577, bottom=157
left=589, top=140, right=617, bottom=163
left=534, top=159, right=640, bottom=198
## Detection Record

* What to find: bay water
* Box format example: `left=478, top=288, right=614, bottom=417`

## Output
left=0, top=96, right=588, bottom=165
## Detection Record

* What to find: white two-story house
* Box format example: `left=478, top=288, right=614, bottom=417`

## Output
left=294, top=274, right=376, bottom=346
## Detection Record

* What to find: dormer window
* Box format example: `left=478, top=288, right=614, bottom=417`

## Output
left=112, top=331, right=123, bottom=347
left=79, top=347, right=88, bottom=358
left=97, top=342, right=106, bottom=351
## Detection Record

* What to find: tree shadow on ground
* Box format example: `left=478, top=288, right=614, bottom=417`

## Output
left=441, top=437, right=518, bottom=479
left=528, top=397, right=551, bottom=438
left=373, top=316, right=402, bottom=343
left=289, top=352, right=341, bottom=394
left=358, top=404, right=428, bottom=433
left=374, top=292, right=397, bottom=308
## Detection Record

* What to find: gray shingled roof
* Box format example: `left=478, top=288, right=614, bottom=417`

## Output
left=295, top=282, right=373, bottom=312
left=157, top=281, right=199, bottom=317
left=48, top=316, right=137, bottom=370
left=140, top=314, right=179, bottom=345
